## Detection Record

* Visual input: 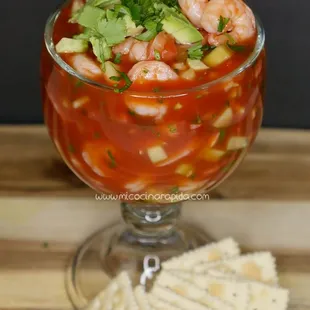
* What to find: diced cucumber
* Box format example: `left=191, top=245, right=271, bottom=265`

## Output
left=175, top=164, right=194, bottom=177
left=103, top=61, right=120, bottom=79
left=187, top=59, right=208, bottom=71
left=227, top=136, right=248, bottom=150
left=147, top=146, right=168, bottom=164
left=72, top=96, right=89, bottom=109
left=55, top=38, right=88, bottom=54
left=203, top=45, right=234, bottom=68
left=200, top=148, right=225, bottom=162
left=180, top=68, right=196, bottom=80
left=213, top=107, right=233, bottom=128
left=173, top=62, right=187, bottom=71
left=174, top=103, right=183, bottom=110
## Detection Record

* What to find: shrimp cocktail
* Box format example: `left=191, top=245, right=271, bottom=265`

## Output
left=41, top=0, right=265, bottom=306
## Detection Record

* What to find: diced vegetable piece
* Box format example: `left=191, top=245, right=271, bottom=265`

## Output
left=125, top=179, right=148, bottom=192
left=72, top=96, right=89, bottom=109
left=71, top=0, right=84, bottom=15
left=173, top=62, right=187, bottom=71
left=213, top=107, right=233, bottom=128
left=227, top=136, right=248, bottom=150
left=200, top=148, right=225, bottom=162
left=162, top=14, right=203, bottom=44
left=147, top=146, right=168, bottom=164
left=187, top=59, right=209, bottom=71
left=103, top=61, right=120, bottom=80
left=180, top=68, right=196, bottom=80
left=175, top=164, right=194, bottom=177
left=203, top=45, right=234, bottom=67
left=55, top=38, right=88, bottom=54
left=179, top=180, right=206, bottom=192
left=174, top=103, right=183, bottom=110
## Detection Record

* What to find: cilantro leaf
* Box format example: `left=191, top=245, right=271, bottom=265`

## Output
left=218, top=16, right=230, bottom=32
left=114, top=52, right=122, bottom=64
left=89, top=37, right=112, bottom=63
left=70, top=5, right=105, bottom=28
left=188, top=44, right=203, bottom=60
left=97, top=18, right=126, bottom=46
left=113, top=71, right=132, bottom=93
left=227, top=43, right=245, bottom=52
left=88, top=0, right=121, bottom=8
left=73, top=28, right=97, bottom=40
left=135, top=19, right=158, bottom=41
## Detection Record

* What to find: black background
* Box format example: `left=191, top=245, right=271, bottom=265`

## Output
left=0, top=0, right=308, bottom=128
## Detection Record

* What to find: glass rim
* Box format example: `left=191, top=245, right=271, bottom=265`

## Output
left=44, top=0, right=265, bottom=97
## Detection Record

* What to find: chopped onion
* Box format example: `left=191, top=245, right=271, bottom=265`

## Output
left=227, top=136, right=248, bottom=150
left=213, top=107, right=233, bottom=128
left=147, top=145, right=168, bottom=164
left=180, top=68, right=196, bottom=80
left=175, top=164, right=194, bottom=177
left=200, top=148, right=225, bottom=162
left=73, top=96, right=89, bottom=109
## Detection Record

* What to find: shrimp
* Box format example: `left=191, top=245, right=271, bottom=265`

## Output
left=128, top=61, right=178, bottom=82
left=69, top=54, right=102, bottom=78
left=113, top=37, right=149, bottom=63
left=178, top=0, right=208, bottom=28
left=201, top=0, right=256, bottom=45
left=113, top=32, right=177, bottom=63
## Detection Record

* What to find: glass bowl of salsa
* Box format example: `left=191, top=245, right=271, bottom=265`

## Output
left=41, top=0, right=265, bottom=307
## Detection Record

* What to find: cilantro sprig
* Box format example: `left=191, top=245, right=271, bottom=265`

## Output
left=188, top=44, right=215, bottom=60
left=112, top=71, right=133, bottom=93
left=218, top=16, right=230, bottom=32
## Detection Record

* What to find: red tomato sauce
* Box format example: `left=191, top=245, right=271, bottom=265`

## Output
left=41, top=0, right=265, bottom=202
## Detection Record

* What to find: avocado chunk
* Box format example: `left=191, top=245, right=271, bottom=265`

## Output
left=71, top=5, right=105, bottom=29
left=55, top=38, right=89, bottom=53
left=162, top=14, right=203, bottom=44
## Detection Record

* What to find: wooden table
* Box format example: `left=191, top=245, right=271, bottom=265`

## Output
left=1, top=126, right=310, bottom=310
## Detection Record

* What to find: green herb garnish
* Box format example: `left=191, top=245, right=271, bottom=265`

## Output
left=153, top=87, right=161, bottom=93
left=218, top=16, right=230, bottom=32
left=168, top=124, right=177, bottom=133
left=68, top=144, right=76, bottom=153
left=114, top=52, right=122, bottom=64
left=128, top=109, right=136, bottom=116
left=188, top=44, right=203, bottom=60
left=42, top=242, right=49, bottom=249
left=154, top=49, right=161, bottom=60
left=193, top=114, right=202, bottom=124
left=219, top=129, right=226, bottom=142
left=94, top=132, right=101, bottom=139
left=113, top=71, right=133, bottom=93
left=170, top=186, right=180, bottom=194
left=107, top=150, right=116, bottom=168
left=110, top=76, right=122, bottom=81
left=227, top=43, right=246, bottom=52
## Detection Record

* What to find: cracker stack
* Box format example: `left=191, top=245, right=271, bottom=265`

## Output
left=85, top=237, right=289, bottom=310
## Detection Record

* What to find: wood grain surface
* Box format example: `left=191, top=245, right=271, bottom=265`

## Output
left=0, top=126, right=309, bottom=199
left=0, top=126, right=310, bottom=309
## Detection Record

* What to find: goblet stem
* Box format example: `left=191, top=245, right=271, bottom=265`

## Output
left=121, top=202, right=181, bottom=239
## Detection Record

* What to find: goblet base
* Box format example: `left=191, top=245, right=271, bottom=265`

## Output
left=66, top=221, right=211, bottom=309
